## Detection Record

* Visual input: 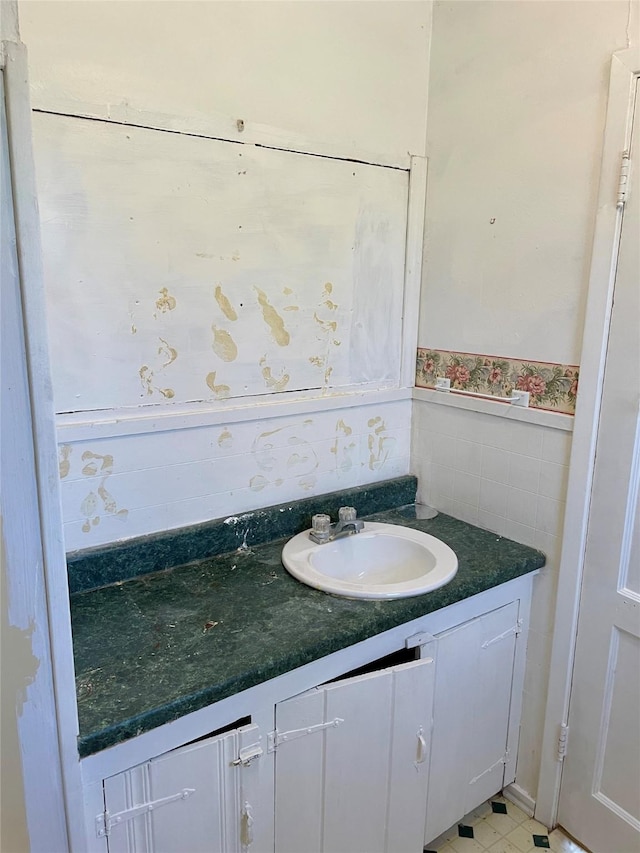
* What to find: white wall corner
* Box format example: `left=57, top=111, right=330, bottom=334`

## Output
left=401, top=155, right=428, bottom=388
left=0, top=1, right=20, bottom=50
left=625, top=1, right=639, bottom=49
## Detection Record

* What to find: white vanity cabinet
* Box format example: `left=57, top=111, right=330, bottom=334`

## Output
left=89, top=575, right=533, bottom=853
left=274, top=657, right=435, bottom=853
left=424, top=601, right=522, bottom=845
left=100, top=723, right=264, bottom=853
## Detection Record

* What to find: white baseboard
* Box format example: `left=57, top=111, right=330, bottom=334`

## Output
left=503, top=783, right=536, bottom=818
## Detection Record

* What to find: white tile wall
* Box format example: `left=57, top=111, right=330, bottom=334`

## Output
left=411, top=397, right=573, bottom=799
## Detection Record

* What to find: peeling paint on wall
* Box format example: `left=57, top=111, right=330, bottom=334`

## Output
left=81, top=451, right=113, bottom=476
left=331, top=417, right=357, bottom=472
left=254, top=287, right=290, bottom=346
left=214, top=285, right=238, bottom=322
left=33, top=115, right=407, bottom=411
left=154, top=287, right=177, bottom=315
left=158, top=338, right=178, bottom=367
left=58, top=444, right=72, bottom=479
left=1, top=520, right=41, bottom=851
left=260, top=356, right=290, bottom=392
left=206, top=370, right=231, bottom=399
left=309, top=281, right=341, bottom=387
left=79, top=451, right=128, bottom=533
left=217, top=428, right=233, bottom=448
left=139, top=364, right=175, bottom=399
left=250, top=421, right=318, bottom=491
left=249, top=474, right=268, bottom=492
left=367, top=416, right=394, bottom=471
left=211, top=325, right=238, bottom=362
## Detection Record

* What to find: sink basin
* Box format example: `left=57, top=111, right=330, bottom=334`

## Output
left=281, top=522, right=458, bottom=599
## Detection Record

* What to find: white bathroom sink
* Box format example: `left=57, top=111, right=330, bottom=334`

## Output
left=281, top=522, right=458, bottom=600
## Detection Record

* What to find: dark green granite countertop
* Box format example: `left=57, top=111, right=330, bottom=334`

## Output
left=71, top=501, right=545, bottom=757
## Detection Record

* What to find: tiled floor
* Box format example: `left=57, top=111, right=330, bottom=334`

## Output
left=424, top=795, right=588, bottom=853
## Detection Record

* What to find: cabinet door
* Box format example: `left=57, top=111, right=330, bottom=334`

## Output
left=424, top=601, right=520, bottom=844
left=102, top=723, right=262, bottom=853
left=274, top=656, right=434, bottom=853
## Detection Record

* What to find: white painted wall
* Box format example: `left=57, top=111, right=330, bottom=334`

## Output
left=418, top=0, right=631, bottom=365
left=32, top=111, right=409, bottom=413
left=20, top=0, right=431, bottom=166
left=20, top=1, right=431, bottom=551
left=413, top=0, right=635, bottom=803
left=412, top=396, right=570, bottom=798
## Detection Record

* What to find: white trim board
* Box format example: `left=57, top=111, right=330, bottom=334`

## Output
left=400, top=156, right=428, bottom=388
left=412, top=387, right=574, bottom=432
left=56, top=386, right=413, bottom=443
left=504, top=783, right=536, bottom=819
left=2, top=41, right=84, bottom=851
left=535, top=46, right=640, bottom=830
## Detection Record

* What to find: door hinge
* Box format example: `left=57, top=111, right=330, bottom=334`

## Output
left=557, top=723, right=569, bottom=761
left=96, top=788, right=195, bottom=837
left=267, top=717, right=344, bottom=752
left=617, top=150, right=631, bottom=208
left=405, top=630, right=435, bottom=649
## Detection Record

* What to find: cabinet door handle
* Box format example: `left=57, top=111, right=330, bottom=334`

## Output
left=241, top=801, right=254, bottom=847
left=416, top=727, right=428, bottom=764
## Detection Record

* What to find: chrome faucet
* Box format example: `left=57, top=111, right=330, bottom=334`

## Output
left=309, top=506, right=364, bottom=544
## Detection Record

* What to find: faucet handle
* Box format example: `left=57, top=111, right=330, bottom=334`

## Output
left=311, top=513, right=332, bottom=540
left=338, top=506, right=357, bottom=523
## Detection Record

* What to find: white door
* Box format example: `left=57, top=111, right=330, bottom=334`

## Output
left=557, top=80, right=640, bottom=853
left=424, top=601, right=521, bottom=844
left=102, top=723, right=263, bottom=853
left=274, top=656, right=434, bottom=853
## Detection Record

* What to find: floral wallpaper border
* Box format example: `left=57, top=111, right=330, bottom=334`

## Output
left=416, top=348, right=579, bottom=414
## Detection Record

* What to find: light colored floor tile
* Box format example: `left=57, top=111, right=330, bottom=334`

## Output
left=485, top=838, right=523, bottom=853
left=485, top=811, right=520, bottom=836
left=472, top=818, right=503, bottom=849
left=520, top=817, right=552, bottom=837
left=548, top=828, right=588, bottom=853
left=503, top=801, right=529, bottom=825
left=423, top=798, right=588, bottom=853
left=450, top=835, right=486, bottom=853
left=428, top=826, right=459, bottom=850
left=464, top=801, right=493, bottom=824
left=506, top=824, right=540, bottom=853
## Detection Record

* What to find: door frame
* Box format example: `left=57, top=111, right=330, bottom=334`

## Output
left=1, top=30, right=85, bottom=852
left=535, top=45, right=640, bottom=829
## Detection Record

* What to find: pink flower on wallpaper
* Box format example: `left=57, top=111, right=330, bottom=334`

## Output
left=565, top=368, right=579, bottom=397
left=424, top=358, right=435, bottom=373
left=488, top=367, right=503, bottom=384
left=517, top=374, right=546, bottom=396
left=446, top=364, right=470, bottom=385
